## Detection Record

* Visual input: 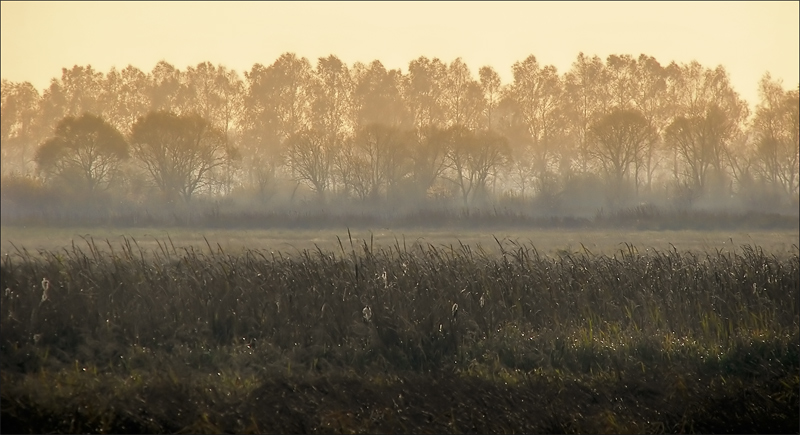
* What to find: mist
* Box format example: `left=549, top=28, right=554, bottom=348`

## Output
left=2, top=50, right=799, bottom=435
left=1, top=53, right=797, bottom=230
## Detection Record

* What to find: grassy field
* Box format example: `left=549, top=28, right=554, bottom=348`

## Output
left=1, top=228, right=798, bottom=433
left=2, top=225, right=798, bottom=257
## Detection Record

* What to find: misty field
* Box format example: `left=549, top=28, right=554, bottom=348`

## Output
left=1, top=230, right=798, bottom=434
left=3, top=225, right=799, bottom=258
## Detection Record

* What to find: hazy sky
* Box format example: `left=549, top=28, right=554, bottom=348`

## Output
left=2, top=1, right=798, bottom=108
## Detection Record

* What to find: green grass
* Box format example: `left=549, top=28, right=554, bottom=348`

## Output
left=1, top=236, right=798, bottom=433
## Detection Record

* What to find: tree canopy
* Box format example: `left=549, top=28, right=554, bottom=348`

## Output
left=4, top=53, right=798, bottom=210
left=35, top=113, right=128, bottom=193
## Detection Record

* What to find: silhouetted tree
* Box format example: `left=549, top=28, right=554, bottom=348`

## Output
left=350, top=122, right=411, bottom=201
left=665, top=62, right=748, bottom=195
left=589, top=109, right=654, bottom=201
left=2, top=52, right=785, bottom=210
left=478, top=65, right=503, bottom=130
left=405, top=56, right=448, bottom=131
left=241, top=54, right=314, bottom=198
left=751, top=74, right=800, bottom=196
left=1, top=80, right=42, bottom=174
left=37, top=65, right=105, bottom=159
left=506, top=55, right=563, bottom=196
left=44, top=65, right=104, bottom=117
left=563, top=53, right=608, bottom=176
left=605, top=54, right=636, bottom=110
left=443, top=58, right=484, bottom=129
left=35, top=113, right=128, bottom=193
left=407, top=125, right=450, bottom=199
left=352, top=60, right=408, bottom=129
left=466, top=128, right=510, bottom=202
left=311, top=55, right=354, bottom=137
left=130, top=111, right=232, bottom=201
left=183, top=62, right=244, bottom=143
left=101, top=65, right=150, bottom=135
left=443, top=126, right=509, bottom=206
left=283, top=128, right=334, bottom=199
left=495, top=97, right=535, bottom=198
left=629, top=55, right=669, bottom=193
left=310, top=55, right=354, bottom=195
left=149, top=61, right=184, bottom=113
left=665, top=105, right=733, bottom=193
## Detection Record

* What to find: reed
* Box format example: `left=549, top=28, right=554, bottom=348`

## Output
left=2, top=238, right=798, bottom=433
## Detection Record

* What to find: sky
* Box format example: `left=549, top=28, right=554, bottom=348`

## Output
left=1, top=1, right=798, bottom=109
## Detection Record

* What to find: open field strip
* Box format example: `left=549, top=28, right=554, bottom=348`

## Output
left=2, top=225, right=798, bottom=257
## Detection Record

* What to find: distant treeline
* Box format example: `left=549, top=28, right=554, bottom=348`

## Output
left=1, top=53, right=798, bottom=215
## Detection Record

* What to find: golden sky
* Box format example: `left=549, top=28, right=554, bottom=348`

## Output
left=2, top=1, right=798, bottom=107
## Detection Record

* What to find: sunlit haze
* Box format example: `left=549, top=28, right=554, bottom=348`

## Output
left=2, top=5, right=799, bottom=431
left=2, top=1, right=798, bottom=108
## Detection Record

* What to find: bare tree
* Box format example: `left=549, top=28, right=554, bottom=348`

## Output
left=443, top=126, right=509, bottom=206
left=407, top=124, right=450, bottom=199
left=284, top=128, right=334, bottom=199
left=351, top=122, right=411, bottom=201
left=467, top=129, right=510, bottom=202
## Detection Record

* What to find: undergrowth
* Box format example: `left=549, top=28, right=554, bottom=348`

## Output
left=1, top=237, right=798, bottom=433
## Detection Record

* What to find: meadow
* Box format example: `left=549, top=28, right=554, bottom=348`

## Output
left=2, top=225, right=798, bottom=258
left=1, top=227, right=798, bottom=433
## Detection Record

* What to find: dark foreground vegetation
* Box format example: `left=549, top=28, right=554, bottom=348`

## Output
left=1, top=237, right=798, bottom=433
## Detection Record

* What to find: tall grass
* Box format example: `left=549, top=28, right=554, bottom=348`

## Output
left=1, top=237, right=798, bottom=433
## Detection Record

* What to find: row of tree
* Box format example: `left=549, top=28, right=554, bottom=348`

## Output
left=2, top=52, right=798, bottom=207
left=33, top=111, right=238, bottom=202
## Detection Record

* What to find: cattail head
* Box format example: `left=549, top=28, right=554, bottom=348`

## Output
left=362, top=305, right=373, bottom=322
left=40, top=278, right=50, bottom=303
